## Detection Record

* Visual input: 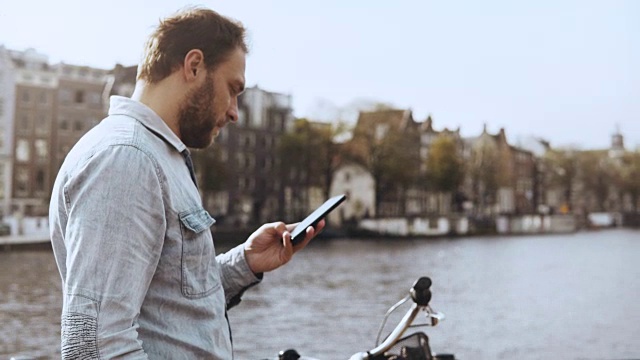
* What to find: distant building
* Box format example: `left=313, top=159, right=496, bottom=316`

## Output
left=213, top=86, right=294, bottom=226
left=462, top=126, right=537, bottom=215
left=8, top=48, right=58, bottom=217
left=0, top=46, right=110, bottom=233
left=418, top=115, right=465, bottom=215
left=0, top=46, right=17, bottom=218
left=347, top=108, right=421, bottom=217
left=54, top=63, right=110, bottom=178
left=328, top=161, right=375, bottom=226
left=108, top=64, right=137, bottom=98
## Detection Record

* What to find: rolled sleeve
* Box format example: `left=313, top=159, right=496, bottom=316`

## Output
left=216, top=244, right=262, bottom=308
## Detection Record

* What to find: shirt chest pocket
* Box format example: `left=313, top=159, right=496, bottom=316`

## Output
left=179, top=207, right=220, bottom=298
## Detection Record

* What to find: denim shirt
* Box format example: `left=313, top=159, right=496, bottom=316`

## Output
left=49, top=96, right=261, bottom=359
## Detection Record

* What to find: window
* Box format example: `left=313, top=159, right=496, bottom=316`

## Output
left=60, top=119, right=69, bottom=131
left=36, top=114, right=50, bottom=134
left=22, top=90, right=30, bottom=103
left=243, top=134, right=255, bottom=148
left=35, top=139, right=48, bottom=160
left=16, top=139, right=30, bottom=162
left=375, top=124, right=389, bottom=141
left=74, top=120, right=83, bottom=132
left=35, top=169, right=46, bottom=192
left=75, top=90, right=85, bottom=104
left=39, top=91, right=48, bottom=104
left=16, top=167, right=28, bottom=195
left=243, top=154, right=255, bottom=169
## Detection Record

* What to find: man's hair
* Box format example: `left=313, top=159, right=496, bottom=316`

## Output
left=137, top=7, right=248, bottom=83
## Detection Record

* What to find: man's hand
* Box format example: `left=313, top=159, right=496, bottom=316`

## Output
left=244, top=220, right=325, bottom=274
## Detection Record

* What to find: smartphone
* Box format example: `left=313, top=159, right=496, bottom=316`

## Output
left=290, top=194, right=347, bottom=245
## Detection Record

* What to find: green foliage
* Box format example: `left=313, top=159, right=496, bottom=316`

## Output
left=425, top=135, right=465, bottom=192
left=277, top=118, right=336, bottom=190
left=577, top=151, right=612, bottom=211
left=468, top=139, right=502, bottom=196
left=618, top=151, right=640, bottom=211
left=191, top=146, right=227, bottom=192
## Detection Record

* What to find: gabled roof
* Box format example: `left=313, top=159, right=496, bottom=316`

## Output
left=353, top=109, right=416, bottom=136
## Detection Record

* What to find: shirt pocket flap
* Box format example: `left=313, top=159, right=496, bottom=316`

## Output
left=179, top=208, right=216, bottom=233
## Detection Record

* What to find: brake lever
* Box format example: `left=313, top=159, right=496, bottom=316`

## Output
left=411, top=305, right=445, bottom=327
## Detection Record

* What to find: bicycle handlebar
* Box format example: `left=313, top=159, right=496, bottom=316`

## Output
left=350, top=276, right=443, bottom=360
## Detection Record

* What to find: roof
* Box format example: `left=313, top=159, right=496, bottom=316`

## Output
left=353, top=109, right=416, bottom=136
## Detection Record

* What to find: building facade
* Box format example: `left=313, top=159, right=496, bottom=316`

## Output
left=0, top=46, right=110, bottom=234
left=209, top=86, right=294, bottom=227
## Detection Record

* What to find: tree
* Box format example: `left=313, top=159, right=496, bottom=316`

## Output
left=343, top=119, right=419, bottom=216
left=577, top=151, right=612, bottom=212
left=425, top=134, right=465, bottom=193
left=422, top=134, right=466, bottom=213
left=618, top=151, right=640, bottom=212
left=543, top=148, right=578, bottom=212
left=467, top=138, right=506, bottom=214
left=191, top=146, right=228, bottom=211
left=277, top=118, right=338, bottom=219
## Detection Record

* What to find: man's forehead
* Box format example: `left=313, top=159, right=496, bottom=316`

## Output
left=216, top=49, right=245, bottom=78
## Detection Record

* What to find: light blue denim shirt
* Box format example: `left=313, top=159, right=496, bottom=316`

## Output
left=49, top=96, right=261, bottom=359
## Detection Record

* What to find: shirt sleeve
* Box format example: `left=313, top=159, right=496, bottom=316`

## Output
left=60, top=145, right=166, bottom=359
left=216, top=244, right=262, bottom=309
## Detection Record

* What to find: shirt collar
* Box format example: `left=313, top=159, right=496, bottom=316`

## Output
left=108, top=95, right=187, bottom=153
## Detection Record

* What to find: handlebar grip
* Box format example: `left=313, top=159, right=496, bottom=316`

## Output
left=410, top=277, right=432, bottom=305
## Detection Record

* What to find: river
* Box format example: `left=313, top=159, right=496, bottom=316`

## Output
left=1, top=229, right=639, bottom=359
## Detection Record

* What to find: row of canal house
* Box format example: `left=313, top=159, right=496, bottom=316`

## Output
left=327, top=109, right=539, bottom=227
left=2, top=47, right=632, bottom=236
left=326, top=108, right=635, bottom=233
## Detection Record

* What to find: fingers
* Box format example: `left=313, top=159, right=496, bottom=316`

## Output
left=271, top=221, right=287, bottom=236
left=292, top=219, right=326, bottom=251
left=281, top=229, right=294, bottom=259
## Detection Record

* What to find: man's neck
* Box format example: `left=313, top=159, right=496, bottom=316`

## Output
left=131, top=79, right=181, bottom=138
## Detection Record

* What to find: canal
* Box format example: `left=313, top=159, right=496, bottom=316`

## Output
left=1, top=229, right=639, bottom=359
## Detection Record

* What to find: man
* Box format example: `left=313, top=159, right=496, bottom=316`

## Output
left=49, top=7, right=324, bottom=359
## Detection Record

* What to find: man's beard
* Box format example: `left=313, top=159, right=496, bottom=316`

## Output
left=178, top=76, right=219, bottom=149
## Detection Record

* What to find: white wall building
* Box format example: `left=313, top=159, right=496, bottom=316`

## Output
left=0, top=46, right=17, bottom=218
left=329, top=162, right=376, bottom=226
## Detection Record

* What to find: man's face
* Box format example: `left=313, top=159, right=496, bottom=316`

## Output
left=178, top=48, right=246, bottom=149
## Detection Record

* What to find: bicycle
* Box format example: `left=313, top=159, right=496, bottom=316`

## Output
left=273, top=276, right=456, bottom=360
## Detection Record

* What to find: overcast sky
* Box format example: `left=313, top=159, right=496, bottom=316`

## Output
left=1, top=0, right=638, bottom=150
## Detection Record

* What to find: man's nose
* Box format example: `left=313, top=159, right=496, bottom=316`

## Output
left=227, top=98, right=239, bottom=123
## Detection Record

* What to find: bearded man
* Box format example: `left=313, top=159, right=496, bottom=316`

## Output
left=49, top=7, right=323, bottom=359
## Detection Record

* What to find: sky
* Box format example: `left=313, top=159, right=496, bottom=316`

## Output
left=1, top=0, right=638, bottom=150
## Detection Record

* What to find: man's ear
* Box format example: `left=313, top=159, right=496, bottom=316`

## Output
left=183, top=49, right=205, bottom=81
